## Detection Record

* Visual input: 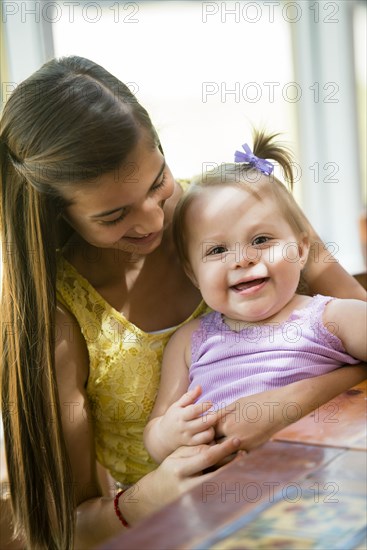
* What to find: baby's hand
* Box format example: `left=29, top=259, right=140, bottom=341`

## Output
left=159, top=386, right=218, bottom=449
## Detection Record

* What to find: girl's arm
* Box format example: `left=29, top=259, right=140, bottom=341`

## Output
left=301, top=217, right=366, bottom=301
left=323, top=298, right=367, bottom=361
left=144, top=321, right=218, bottom=463
left=55, top=304, right=118, bottom=547
left=56, top=305, right=236, bottom=549
left=73, top=439, right=242, bottom=549
left=215, top=364, right=366, bottom=450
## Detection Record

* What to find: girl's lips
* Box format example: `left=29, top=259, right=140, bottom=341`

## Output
left=122, top=232, right=160, bottom=245
left=231, top=277, right=269, bottom=294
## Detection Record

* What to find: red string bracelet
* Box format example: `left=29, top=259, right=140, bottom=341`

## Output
left=113, top=489, right=130, bottom=528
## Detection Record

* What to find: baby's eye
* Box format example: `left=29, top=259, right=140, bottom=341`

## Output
left=252, top=236, right=270, bottom=246
left=207, top=245, right=227, bottom=256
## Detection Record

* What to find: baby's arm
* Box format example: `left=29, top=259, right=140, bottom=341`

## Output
left=144, top=319, right=218, bottom=463
left=323, top=298, right=367, bottom=361
left=215, top=364, right=366, bottom=451
left=215, top=298, right=366, bottom=451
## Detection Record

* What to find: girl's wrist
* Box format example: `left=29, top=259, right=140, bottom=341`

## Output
left=125, top=471, right=163, bottom=522
left=113, top=490, right=130, bottom=528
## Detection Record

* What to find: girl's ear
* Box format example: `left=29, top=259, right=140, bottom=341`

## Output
left=298, top=232, right=310, bottom=268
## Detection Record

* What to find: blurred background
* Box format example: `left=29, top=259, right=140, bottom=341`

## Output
left=1, top=0, right=366, bottom=273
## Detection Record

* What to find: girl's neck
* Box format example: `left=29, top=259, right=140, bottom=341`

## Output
left=61, top=226, right=202, bottom=332
left=63, top=228, right=174, bottom=271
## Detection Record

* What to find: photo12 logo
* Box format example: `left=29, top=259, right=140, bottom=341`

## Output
left=201, top=480, right=340, bottom=504
left=1, top=1, right=140, bottom=24
left=201, top=2, right=340, bottom=24
left=201, top=81, right=340, bottom=104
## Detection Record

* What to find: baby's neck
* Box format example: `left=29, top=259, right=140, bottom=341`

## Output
left=222, top=294, right=312, bottom=332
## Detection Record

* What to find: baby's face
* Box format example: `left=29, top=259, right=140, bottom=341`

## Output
left=185, top=185, right=309, bottom=323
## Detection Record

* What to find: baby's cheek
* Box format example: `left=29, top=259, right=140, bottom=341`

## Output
left=270, top=242, right=300, bottom=264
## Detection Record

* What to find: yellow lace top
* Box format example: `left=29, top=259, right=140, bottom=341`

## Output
left=56, top=255, right=208, bottom=485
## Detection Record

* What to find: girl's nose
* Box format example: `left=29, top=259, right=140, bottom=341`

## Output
left=132, top=197, right=164, bottom=235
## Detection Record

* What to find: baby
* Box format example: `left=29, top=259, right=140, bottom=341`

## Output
left=144, top=131, right=366, bottom=463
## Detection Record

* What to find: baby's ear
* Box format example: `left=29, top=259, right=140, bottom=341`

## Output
left=184, top=264, right=200, bottom=289
left=298, top=232, right=310, bottom=268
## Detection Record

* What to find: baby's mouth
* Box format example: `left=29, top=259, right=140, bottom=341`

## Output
left=231, top=277, right=268, bottom=291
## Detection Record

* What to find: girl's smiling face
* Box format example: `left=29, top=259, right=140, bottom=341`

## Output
left=63, top=136, right=175, bottom=255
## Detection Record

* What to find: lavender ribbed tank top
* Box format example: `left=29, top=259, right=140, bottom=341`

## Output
left=188, top=295, right=359, bottom=408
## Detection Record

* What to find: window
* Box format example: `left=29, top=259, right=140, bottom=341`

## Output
left=51, top=1, right=297, bottom=179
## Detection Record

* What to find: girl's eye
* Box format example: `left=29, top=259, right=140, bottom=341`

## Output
left=99, top=172, right=167, bottom=227
left=252, top=236, right=270, bottom=246
left=150, top=173, right=167, bottom=193
left=100, top=211, right=127, bottom=226
left=207, top=245, right=227, bottom=256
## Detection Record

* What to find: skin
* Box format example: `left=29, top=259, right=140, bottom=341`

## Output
left=185, top=186, right=311, bottom=325
left=51, top=138, right=366, bottom=546
left=144, top=185, right=367, bottom=463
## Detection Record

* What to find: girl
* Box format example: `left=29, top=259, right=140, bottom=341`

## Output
left=0, top=57, right=365, bottom=549
left=144, top=132, right=367, bottom=463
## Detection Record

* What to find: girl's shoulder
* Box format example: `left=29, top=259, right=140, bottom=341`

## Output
left=55, top=301, right=89, bottom=389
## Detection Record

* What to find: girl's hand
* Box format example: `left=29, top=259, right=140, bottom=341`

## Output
left=215, top=392, right=283, bottom=451
left=137, top=437, right=242, bottom=514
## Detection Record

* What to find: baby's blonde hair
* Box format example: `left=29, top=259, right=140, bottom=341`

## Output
left=173, top=130, right=309, bottom=275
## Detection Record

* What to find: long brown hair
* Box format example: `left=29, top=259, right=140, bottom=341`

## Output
left=0, top=56, right=159, bottom=549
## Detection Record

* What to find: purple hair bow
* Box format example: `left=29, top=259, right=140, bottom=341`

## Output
left=234, top=143, right=274, bottom=176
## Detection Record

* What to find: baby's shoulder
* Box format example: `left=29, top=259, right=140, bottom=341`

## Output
left=322, top=297, right=365, bottom=323
left=173, top=316, right=203, bottom=342
left=164, top=318, right=202, bottom=365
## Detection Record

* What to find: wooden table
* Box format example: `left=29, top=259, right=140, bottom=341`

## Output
left=101, top=382, right=367, bottom=550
